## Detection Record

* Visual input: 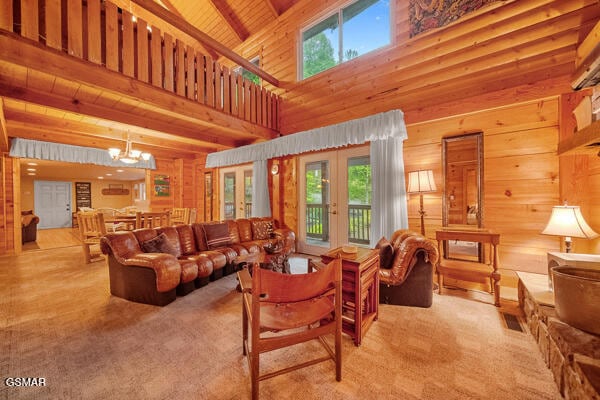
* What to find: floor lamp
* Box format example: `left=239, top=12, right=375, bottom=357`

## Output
left=407, top=170, right=436, bottom=236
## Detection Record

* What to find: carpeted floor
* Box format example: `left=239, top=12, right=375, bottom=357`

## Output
left=0, top=247, right=561, bottom=400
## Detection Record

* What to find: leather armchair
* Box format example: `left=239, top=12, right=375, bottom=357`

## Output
left=21, top=211, right=39, bottom=244
left=379, top=230, right=439, bottom=308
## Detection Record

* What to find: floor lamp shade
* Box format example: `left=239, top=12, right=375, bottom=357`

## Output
left=407, top=170, right=436, bottom=236
left=407, top=170, right=437, bottom=194
left=542, top=205, right=598, bottom=252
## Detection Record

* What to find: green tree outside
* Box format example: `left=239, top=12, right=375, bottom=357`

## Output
left=303, top=32, right=337, bottom=79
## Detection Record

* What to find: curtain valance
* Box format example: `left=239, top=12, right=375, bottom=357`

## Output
left=205, top=109, right=406, bottom=168
left=9, top=138, right=157, bottom=169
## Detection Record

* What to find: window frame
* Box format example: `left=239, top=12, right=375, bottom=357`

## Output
left=234, top=56, right=261, bottom=87
left=298, top=0, right=393, bottom=81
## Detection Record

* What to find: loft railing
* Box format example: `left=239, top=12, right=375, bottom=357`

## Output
left=0, top=0, right=279, bottom=130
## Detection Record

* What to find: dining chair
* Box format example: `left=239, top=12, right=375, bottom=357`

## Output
left=135, top=211, right=171, bottom=229
left=77, top=211, right=107, bottom=263
left=170, top=208, right=190, bottom=225
left=237, top=257, right=342, bottom=400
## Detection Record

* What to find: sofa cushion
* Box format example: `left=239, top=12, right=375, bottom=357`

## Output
left=203, top=222, right=232, bottom=249
left=376, top=236, right=394, bottom=269
left=251, top=218, right=274, bottom=240
left=176, top=224, right=198, bottom=255
left=237, top=219, right=253, bottom=242
left=226, top=220, right=241, bottom=244
left=141, top=232, right=179, bottom=256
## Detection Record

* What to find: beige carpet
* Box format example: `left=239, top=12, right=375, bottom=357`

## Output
left=0, top=247, right=561, bottom=400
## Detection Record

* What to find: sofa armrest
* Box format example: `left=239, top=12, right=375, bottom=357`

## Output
left=101, top=232, right=182, bottom=292
left=274, top=228, right=296, bottom=252
left=380, top=235, right=438, bottom=286
left=122, top=253, right=182, bottom=292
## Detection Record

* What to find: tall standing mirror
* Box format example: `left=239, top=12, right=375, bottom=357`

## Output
left=442, top=132, right=484, bottom=261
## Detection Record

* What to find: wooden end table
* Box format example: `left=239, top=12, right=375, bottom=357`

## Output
left=319, top=247, right=379, bottom=346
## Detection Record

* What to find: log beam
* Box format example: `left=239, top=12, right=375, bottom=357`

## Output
left=130, top=0, right=280, bottom=87
left=208, top=0, right=250, bottom=42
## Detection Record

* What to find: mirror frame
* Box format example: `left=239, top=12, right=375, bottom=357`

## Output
left=441, top=132, right=484, bottom=261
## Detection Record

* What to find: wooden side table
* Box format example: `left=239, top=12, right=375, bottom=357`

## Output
left=320, top=247, right=379, bottom=346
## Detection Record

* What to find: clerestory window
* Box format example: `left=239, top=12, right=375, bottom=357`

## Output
left=300, top=0, right=391, bottom=80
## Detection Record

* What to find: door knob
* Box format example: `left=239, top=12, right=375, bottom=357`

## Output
left=329, top=210, right=337, bottom=215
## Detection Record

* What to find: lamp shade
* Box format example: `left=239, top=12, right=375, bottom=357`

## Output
left=407, top=170, right=436, bottom=194
left=542, top=205, right=598, bottom=239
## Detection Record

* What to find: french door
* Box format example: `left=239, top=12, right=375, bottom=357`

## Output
left=298, top=146, right=371, bottom=255
left=220, top=165, right=253, bottom=220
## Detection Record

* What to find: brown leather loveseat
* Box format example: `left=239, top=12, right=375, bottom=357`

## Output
left=100, top=217, right=295, bottom=306
left=377, top=229, right=439, bottom=308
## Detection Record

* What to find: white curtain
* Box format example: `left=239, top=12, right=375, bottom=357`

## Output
left=206, top=110, right=409, bottom=243
left=251, top=160, right=271, bottom=217
left=370, top=136, right=409, bottom=245
left=9, top=138, right=157, bottom=169
left=205, top=110, right=405, bottom=168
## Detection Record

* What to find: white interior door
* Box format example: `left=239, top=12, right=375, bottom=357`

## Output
left=34, top=180, right=72, bottom=229
left=298, top=146, right=370, bottom=255
left=220, top=165, right=253, bottom=220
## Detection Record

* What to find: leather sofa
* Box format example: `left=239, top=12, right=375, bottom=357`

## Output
left=377, top=229, right=439, bottom=308
left=21, top=210, right=39, bottom=244
left=100, top=217, right=295, bottom=306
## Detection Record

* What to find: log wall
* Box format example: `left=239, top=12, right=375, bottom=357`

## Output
left=229, top=0, right=600, bottom=273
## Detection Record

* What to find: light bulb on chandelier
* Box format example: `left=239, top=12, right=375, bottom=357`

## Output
left=108, top=136, right=151, bottom=164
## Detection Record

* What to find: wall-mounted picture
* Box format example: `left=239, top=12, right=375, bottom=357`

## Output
left=153, top=174, right=170, bottom=197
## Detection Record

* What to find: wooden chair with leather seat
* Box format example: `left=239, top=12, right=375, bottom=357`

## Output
left=237, top=257, right=343, bottom=400
left=77, top=211, right=107, bottom=264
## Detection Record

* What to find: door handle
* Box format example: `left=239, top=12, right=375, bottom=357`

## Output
left=329, top=210, right=337, bottom=215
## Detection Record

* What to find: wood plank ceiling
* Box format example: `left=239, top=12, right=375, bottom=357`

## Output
left=0, top=0, right=300, bottom=159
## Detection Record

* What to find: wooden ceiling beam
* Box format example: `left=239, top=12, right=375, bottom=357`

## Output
left=264, top=0, right=280, bottom=17
left=208, top=0, right=250, bottom=43
left=4, top=108, right=213, bottom=154
left=130, top=0, right=280, bottom=86
left=0, top=33, right=276, bottom=141
left=0, top=98, right=9, bottom=152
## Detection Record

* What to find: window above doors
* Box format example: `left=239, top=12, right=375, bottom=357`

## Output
left=299, top=0, right=391, bottom=80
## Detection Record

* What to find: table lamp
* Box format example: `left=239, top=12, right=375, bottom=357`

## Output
left=407, top=170, right=436, bottom=236
left=542, top=204, right=598, bottom=253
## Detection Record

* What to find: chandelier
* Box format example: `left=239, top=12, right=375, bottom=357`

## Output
left=108, top=137, right=151, bottom=164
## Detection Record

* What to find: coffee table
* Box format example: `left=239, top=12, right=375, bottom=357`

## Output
left=233, top=242, right=292, bottom=274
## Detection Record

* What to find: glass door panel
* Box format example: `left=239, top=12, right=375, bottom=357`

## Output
left=346, top=155, right=371, bottom=245
left=298, top=146, right=369, bottom=255
left=220, top=165, right=253, bottom=220
left=223, top=172, right=236, bottom=220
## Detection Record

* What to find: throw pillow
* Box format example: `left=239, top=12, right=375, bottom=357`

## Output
left=203, top=222, right=232, bottom=249
left=140, top=232, right=179, bottom=256
left=251, top=219, right=273, bottom=240
left=375, top=236, right=394, bottom=269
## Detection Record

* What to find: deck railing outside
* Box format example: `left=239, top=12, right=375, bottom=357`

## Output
left=0, top=0, right=279, bottom=130
left=306, top=204, right=371, bottom=244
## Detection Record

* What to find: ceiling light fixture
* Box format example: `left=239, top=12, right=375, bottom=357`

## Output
left=108, top=135, right=151, bottom=164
